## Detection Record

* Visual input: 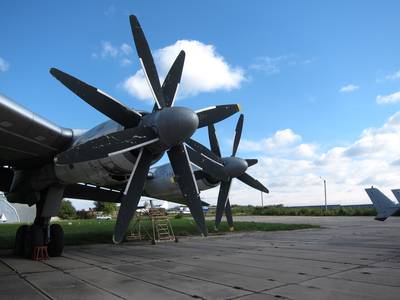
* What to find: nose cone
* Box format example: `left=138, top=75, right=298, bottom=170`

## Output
left=156, top=107, right=199, bottom=147
left=223, top=157, right=248, bottom=178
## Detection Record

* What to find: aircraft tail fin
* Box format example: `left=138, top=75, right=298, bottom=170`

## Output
left=365, top=187, right=399, bottom=221
left=391, top=189, right=400, bottom=204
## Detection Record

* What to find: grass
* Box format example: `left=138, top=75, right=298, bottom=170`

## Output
left=0, top=218, right=319, bottom=249
left=229, top=205, right=377, bottom=217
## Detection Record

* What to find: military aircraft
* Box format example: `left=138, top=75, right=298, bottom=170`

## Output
left=0, top=15, right=244, bottom=258
left=365, top=187, right=400, bottom=221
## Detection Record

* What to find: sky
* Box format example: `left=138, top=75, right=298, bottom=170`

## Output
left=1, top=1, right=400, bottom=209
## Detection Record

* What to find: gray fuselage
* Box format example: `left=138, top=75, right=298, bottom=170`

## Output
left=54, top=120, right=219, bottom=203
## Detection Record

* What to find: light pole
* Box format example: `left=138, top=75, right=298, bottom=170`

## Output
left=260, top=192, right=264, bottom=208
left=320, top=177, right=327, bottom=211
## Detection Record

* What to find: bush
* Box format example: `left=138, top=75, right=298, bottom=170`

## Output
left=174, top=213, right=183, bottom=219
left=58, top=200, right=77, bottom=219
left=94, top=202, right=117, bottom=215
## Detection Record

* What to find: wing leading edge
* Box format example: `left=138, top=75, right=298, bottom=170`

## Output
left=0, top=94, right=74, bottom=168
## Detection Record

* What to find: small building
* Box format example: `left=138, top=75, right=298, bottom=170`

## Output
left=0, top=193, right=35, bottom=223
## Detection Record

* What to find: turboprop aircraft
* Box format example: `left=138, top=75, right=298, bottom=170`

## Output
left=365, top=187, right=400, bottom=221
left=0, top=15, right=240, bottom=258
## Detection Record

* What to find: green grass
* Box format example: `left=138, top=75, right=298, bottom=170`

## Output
left=0, top=218, right=319, bottom=249
left=229, top=205, right=377, bottom=217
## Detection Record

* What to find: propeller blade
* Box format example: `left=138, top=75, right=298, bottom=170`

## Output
left=186, top=139, right=224, bottom=165
left=55, top=127, right=158, bottom=164
left=186, top=147, right=228, bottom=181
left=113, top=149, right=153, bottom=243
left=162, top=50, right=185, bottom=107
left=215, top=180, right=232, bottom=228
left=225, top=199, right=234, bottom=230
left=208, top=124, right=222, bottom=157
left=167, top=144, right=207, bottom=236
left=129, top=15, right=165, bottom=109
left=232, top=114, right=244, bottom=157
left=237, top=172, right=269, bottom=193
left=50, top=68, right=142, bottom=128
left=196, top=104, right=240, bottom=128
left=152, top=50, right=185, bottom=111
left=245, top=159, right=258, bottom=167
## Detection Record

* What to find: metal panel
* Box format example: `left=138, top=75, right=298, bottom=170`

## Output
left=0, top=94, right=74, bottom=168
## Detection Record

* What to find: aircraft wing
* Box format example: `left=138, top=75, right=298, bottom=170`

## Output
left=63, top=184, right=123, bottom=203
left=0, top=94, right=73, bottom=169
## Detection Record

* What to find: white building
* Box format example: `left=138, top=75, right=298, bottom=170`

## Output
left=0, top=193, right=35, bottom=223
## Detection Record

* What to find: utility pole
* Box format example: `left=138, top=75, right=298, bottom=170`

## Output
left=260, top=192, right=264, bottom=208
left=320, top=177, right=327, bottom=211
left=324, top=179, right=327, bottom=211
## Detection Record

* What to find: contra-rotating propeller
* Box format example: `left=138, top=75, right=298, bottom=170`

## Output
left=50, top=15, right=240, bottom=243
left=186, top=114, right=269, bottom=230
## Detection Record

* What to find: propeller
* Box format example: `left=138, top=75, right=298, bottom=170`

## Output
left=51, top=15, right=241, bottom=243
left=206, top=114, right=269, bottom=230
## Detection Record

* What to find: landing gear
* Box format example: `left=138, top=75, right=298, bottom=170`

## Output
left=14, top=224, right=28, bottom=256
left=14, top=199, right=65, bottom=259
left=14, top=223, right=64, bottom=259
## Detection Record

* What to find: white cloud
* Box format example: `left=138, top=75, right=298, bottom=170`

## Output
left=295, top=143, right=317, bottom=158
left=240, top=129, right=301, bottom=152
left=104, top=5, right=116, bottom=17
left=250, top=55, right=288, bottom=74
left=385, top=70, right=400, bottom=81
left=376, top=91, right=400, bottom=104
left=121, top=58, right=133, bottom=66
left=0, top=57, right=10, bottom=72
left=120, top=43, right=132, bottom=55
left=92, top=41, right=133, bottom=66
left=205, top=112, right=400, bottom=207
left=101, top=41, right=118, bottom=58
left=377, top=69, right=400, bottom=82
left=250, top=55, right=315, bottom=75
left=122, top=40, right=245, bottom=101
left=339, top=84, right=359, bottom=93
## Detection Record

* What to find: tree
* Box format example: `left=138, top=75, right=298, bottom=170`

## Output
left=58, top=200, right=76, bottom=219
left=94, top=201, right=117, bottom=215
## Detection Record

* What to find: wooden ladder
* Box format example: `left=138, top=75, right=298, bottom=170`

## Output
left=150, top=208, right=177, bottom=244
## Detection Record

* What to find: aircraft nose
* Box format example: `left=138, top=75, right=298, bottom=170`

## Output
left=156, top=107, right=199, bottom=147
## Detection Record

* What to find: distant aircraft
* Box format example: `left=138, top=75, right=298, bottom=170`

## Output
left=365, top=187, right=400, bottom=221
left=0, top=15, right=243, bottom=258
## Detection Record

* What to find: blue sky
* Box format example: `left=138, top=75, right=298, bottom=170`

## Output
left=1, top=1, right=400, bottom=207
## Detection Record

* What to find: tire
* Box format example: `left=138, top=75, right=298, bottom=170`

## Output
left=48, top=224, right=64, bottom=257
left=23, top=228, right=32, bottom=258
left=14, top=225, right=28, bottom=256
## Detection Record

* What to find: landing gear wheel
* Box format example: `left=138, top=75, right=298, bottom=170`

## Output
left=14, top=225, right=28, bottom=256
left=174, top=237, right=178, bottom=243
left=151, top=239, right=156, bottom=245
left=48, top=224, right=64, bottom=257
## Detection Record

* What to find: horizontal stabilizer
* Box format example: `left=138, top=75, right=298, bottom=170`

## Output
left=365, top=187, right=399, bottom=221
